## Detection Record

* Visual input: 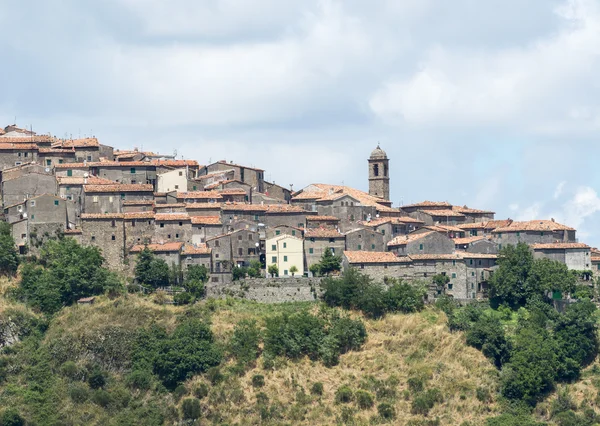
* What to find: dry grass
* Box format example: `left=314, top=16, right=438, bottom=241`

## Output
left=199, top=304, right=500, bottom=425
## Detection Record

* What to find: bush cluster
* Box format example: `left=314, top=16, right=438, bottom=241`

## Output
left=322, top=268, right=426, bottom=318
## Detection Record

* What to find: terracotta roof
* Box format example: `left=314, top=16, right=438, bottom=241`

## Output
left=493, top=220, right=575, bottom=233
left=531, top=243, right=590, bottom=250
left=393, top=216, right=425, bottom=224
left=212, top=160, right=264, bottom=172
left=81, top=213, right=124, bottom=220
left=221, top=202, right=267, bottom=212
left=292, top=183, right=391, bottom=207
left=218, top=189, right=247, bottom=195
left=592, top=256, right=600, bottom=263
left=457, top=220, right=513, bottom=231
left=38, top=147, right=76, bottom=154
left=419, top=209, right=465, bottom=218
left=402, top=201, right=452, bottom=209
left=191, top=216, right=222, bottom=225
left=130, top=242, right=183, bottom=253
left=306, top=215, right=340, bottom=221
left=452, top=205, right=495, bottom=215
left=155, top=213, right=190, bottom=221
left=456, top=222, right=489, bottom=230
left=185, top=203, right=222, bottom=210
left=123, top=212, right=155, bottom=219
left=0, top=136, right=55, bottom=143
left=344, top=251, right=411, bottom=264
left=152, top=159, right=199, bottom=167
left=154, top=203, right=186, bottom=208
left=457, top=252, right=498, bottom=259
left=55, top=161, right=152, bottom=169
left=122, top=200, right=155, bottom=206
left=359, top=218, right=392, bottom=227
left=56, top=138, right=99, bottom=148
left=177, top=191, right=223, bottom=200
left=409, top=254, right=462, bottom=261
left=57, top=176, right=116, bottom=186
left=453, top=236, right=490, bottom=245
left=0, top=143, right=38, bottom=150
left=204, top=179, right=246, bottom=190
left=387, top=231, right=435, bottom=247
left=305, top=228, right=344, bottom=238
left=182, top=243, right=211, bottom=255
left=265, top=204, right=308, bottom=214
left=83, top=184, right=154, bottom=193
left=196, top=169, right=236, bottom=181
left=424, top=224, right=464, bottom=233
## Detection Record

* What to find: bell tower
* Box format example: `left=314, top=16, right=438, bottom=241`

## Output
left=368, top=145, right=390, bottom=200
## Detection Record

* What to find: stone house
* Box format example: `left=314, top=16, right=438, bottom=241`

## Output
left=57, top=176, right=117, bottom=223
left=400, top=201, right=452, bottom=215
left=217, top=189, right=247, bottom=203
left=531, top=243, right=591, bottom=271
left=154, top=203, right=187, bottom=214
left=452, top=206, right=495, bottom=223
left=306, top=215, right=340, bottom=229
left=194, top=169, right=235, bottom=189
left=181, top=243, right=212, bottom=271
left=54, top=162, right=91, bottom=178
left=191, top=216, right=224, bottom=245
left=201, top=161, right=265, bottom=193
left=221, top=203, right=267, bottom=225
left=457, top=219, right=513, bottom=237
left=263, top=204, right=312, bottom=229
left=11, top=219, right=28, bottom=253
left=410, top=209, right=466, bottom=226
left=387, top=231, right=455, bottom=256
left=0, top=143, right=38, bottom=170
left=81, top=213, right=126, bottom=269
left=91, top=161, right=157, bottom=186
left=492, top=220, right=577, bottom=249
left=266, top=225, right=303, bottom=240
left=129, top=242, right=184, bottom=270
left=204, top=179, right=252, bottom=202
left=408, top=254, right=468, bottom=300
left=2, top=171, right=57, bottom=207
left=230, top=229, right=261, bottom=268
left=252, top=192, right=288, bottom=205
left=123, top=211, right=155, bottom=250
left=342, top=251, right=413, bottom=282
left=55, top=138, right=101, bottom=162
left=156, top=168, right=195, bottom=193
left=266, top=234, right=304, bottom=277
left=122, top=200, right=155, bottom=213
left=263, top=181, right=292, bottom=202
left=304, top=228, right=345, bottom=272
left=154, top=213, right=193, bottom=243
left=185, top=202, right=223, bottom=217
left=152, top=160, right=200, bottom=178
left=462, top=253, right=498, bottom=300
left=37, top=147, right=76, bottom=166
left=83, top=184, right=154, bottom=214
left=344, top=227, right=386, bottom=252
left=205, top=233, right=232, bottom=273
left=170, top=191, right=223, bottom=204
left=454, top=236, right=498, bottom=253
left=415, top=224, right=465, bottom=239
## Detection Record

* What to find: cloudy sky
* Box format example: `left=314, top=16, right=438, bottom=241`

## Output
left=2, top=0, right=600, bottom=243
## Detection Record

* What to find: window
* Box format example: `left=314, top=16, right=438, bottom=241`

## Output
left=350, top=215, right=355, bottom=221
left=174, top=185, right=179, bottom=189
left=358, top=244, right=362, bottom=250
left=160, top=223, right=164, bottom=228
left=67, top=170, right=72, bottom=177
left=21, top=233, right=26, bottom=239
left=30, top=200, right=36, bottom=207
left=516, top=232, right=520, bottom=237
left=91, top=235, right=95, bottom=241
left=448, top=284, right=453, bottom=290
left=540, top=232, right=544, bottom=236
left=132, top=220, right=136, bottom=227
left=176, top=233, right=179, bottom=238
left=452, top=260, right=456, bottom=266
left=167, top=234, right=171, bottom=239
left=471, top=272, right=475, bottom=277
left=111, top=235, right=116, bottom=241
left=54, top=200, right=59, bottom=206
left=271, top=245, right=276, bottom=251
left=109, top=196, right=114, bottom=203
left=499, top=244, right=502, bottom=250
left=248, top=234, right=253, bottom=241
left=59, top=159, right=63, bottom=164
left=179, top=171, right=183, bottom=176
left=384, top=264, right=388, bottom=269
left=238, top=248, right=243, bottom=256
left=329, top=238, right=335, bottom=243
left=193, top=185, right=197, bottom=190
left=272, top=256, right=277, bottom=263
left=292, top=230, right=296, bottom=236
left=215, top=240, right=220, bottom=247
left=419, top=244, right=423, bottom=250
left=121, top=193, right=125, bottom=200
left=283, top=242, right=287, bottom=248
left=17, top=152, right=21, bottom=157
left=298, top=223, right=303, bottom=227
left=471, top=283, right=474, bottom=289
left=331, top=248, right=335, bottom=253
left=211, top=277, right=219, bottom=283
left=284, top=256, right=288, bottom=262
left=275, top=230, right=280, bottom=235
left=498, top=233, right=502, bottom=238
left=472, top=292, right=476, bottom=299
left=309, top=248, right=314, bottom=254
left=179, top=221, right=183, bottom=227
left=93, top=196, right=99, bottom=203
left=469, top=259, right=473, bottom=265
left=284, top=270, right=288, bottom=276
left=254, top=215, right=259, bottom=221
left=46, top=159, right=51, bottom=166
left=381, top=229, right=385, bottom=235
left=130, top=168, right=136, bottom=174
left=238, top=234, right=242, bottom=240
left=451, top=273, right=456, bottom=278
left=478, top=260, right=482, bottom=265
left=371, top=244, right=375, bottom=249
left=111, top=220, right=116, bottom=227
left=360, top=264, right=365, bottom=269
left=310, top=238, right=315, bottom=242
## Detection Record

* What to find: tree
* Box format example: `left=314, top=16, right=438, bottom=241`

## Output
left=0, top=222, right=18, bottom=276
left=232, top=266, right=247, bottom=281
left=309, top=263, right=321, bottom=277
left=267, top=264, right=279, bottom=278
left=134, top=247, right=169, bottom=289
left=528, top=258, right=577, bottom=297
left=186, top=264, right=209, bottom=283
left=289, top=265, right=298, bottom=277
left=432, top=274, right=449, bottom=294
left=465, top=314, right=512, bottom=368
left=247, top=260, right=262, bottom=278
left=318, top=247, right=341, bottom=276
left=229, top=319, right=261, bottom=365
left=489, top=243, right=534, bottom=308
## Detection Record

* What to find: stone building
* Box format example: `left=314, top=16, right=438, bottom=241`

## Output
left=83, top=184, right=154, bottom=214
left=388, top=231, right=455, bottom=256
left=181, top=243, right=212, bottom=271
left=263, top=181, right=292, bottom=202
left=306, top=215, right=340, bottom=229
left=80, top=213, right=125, bottom=268
left=230, top=229, right=261, bottom=268
left=452, top=206, right=495, bottom=223
left=54, top=162, right=91, bottom=178
left=266, top=234, right=304, bottom=277
left=191, top=216, right=223, bottom=244
left=492, top=220, right=577, bottom=248
left=205, top=233, right=232, bottom=273
left=344, top=227, right=386, bottom=252
left=200, top=161, right=265, bottom=192
left=454, top=236, right=498, bottom=253
left=123, top=211, right=155, bottom=249
left=171, top=191, right=223, bottom=204
left=56, top=138, right=101, bottom=162
left=2, top=170, right=57, bottom=207
left=221, top=203, right=266, bottom=225
left=531, top=243, right=591, bottom=271
left=457, top=219, right=513, bottom=237
left=57, top=176, right=117, bottom=223
left=304, top=228, right=345, bottom=272
left=400, top=201, right=452, bottom=215
left=91, top=161, right=157, bottom=186
left=342, top=251, right=412, bottom=282
left=38, top=147, right=76, bottom=166
left=217, top=189, right=247, bottom=203
left=122, top=200, right=155, bottom=213
left=263, top=204, right=312, bottom=229
left=410, top=209, right=466, bottom=226
left=154, top=213, right=193, bottom=243
left=266, top=225, right=303, bottom=240
left=368, top=145, right=390, bottom=201
left=0, top=143, right=38, bottom=170
left=129, top=242, right=184, bottom=270
left=185, top=202, right=222, bottom=217
left=205, top=180, right=252, bottom=202
left=194, top=169, right=235, bottom=189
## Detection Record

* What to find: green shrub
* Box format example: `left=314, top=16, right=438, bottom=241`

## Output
left=408, top=376, right=425, bottom=392
left=311, top=382, right=324, bottom=396
left=251, top=374, right=265, bottom=388
left=411, top=389, right=443, bottom=415
left=356, top=390, right=374, bottom=409
left=335, top=385, right=354, bottom=404
left=206, top=367, right=224, bottom=385
left=87, top=366, right=106, bottom=389
left=91, top=389, right=112, bottom=408
left=229, top=319, right=261, bottom=365
left=173, top=385, right=187, bottom=401
left=550, top=389, right=576, bottom=417
left=173, top=291, right=193, bottom=305
left=256, top=392, right=269, bottom=405
left=377, top=402, right=396, bottom=420
left=476, top=387, right=491, bottom=403
left=126, top=369, right=154, bottom=391
left=193, top=383, right=209, bottom=399
left=60, top=360, right=80, bottom=380
left=181, top=398, right=202, bottom=420
left=68, top=382, right=89, bottom=403
left=0, top=408, right=25, bottom=426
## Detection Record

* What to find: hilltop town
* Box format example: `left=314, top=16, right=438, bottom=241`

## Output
left=0, top=123, right=595, bottom=300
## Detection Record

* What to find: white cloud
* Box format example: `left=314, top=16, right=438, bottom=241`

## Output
left=559, top=186, right=600, bottom=231
left=554, top=181, right=567, bottom=199
left=516, top=203, right=542, bottom=221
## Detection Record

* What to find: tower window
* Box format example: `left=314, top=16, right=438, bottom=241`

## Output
left=373, top=164, right=379, bottom=177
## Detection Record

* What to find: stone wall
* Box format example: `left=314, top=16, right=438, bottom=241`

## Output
left=206, top=277, right=322, bottom=303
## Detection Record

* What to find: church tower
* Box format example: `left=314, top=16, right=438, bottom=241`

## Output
left=368, top=145, right=390, bottom=200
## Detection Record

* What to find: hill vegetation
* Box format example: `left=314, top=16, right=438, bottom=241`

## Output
left=0, top=235, right=598, bottom=425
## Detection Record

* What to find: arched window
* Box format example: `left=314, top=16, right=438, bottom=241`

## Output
left=373, top=164, right=379, bottom=177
